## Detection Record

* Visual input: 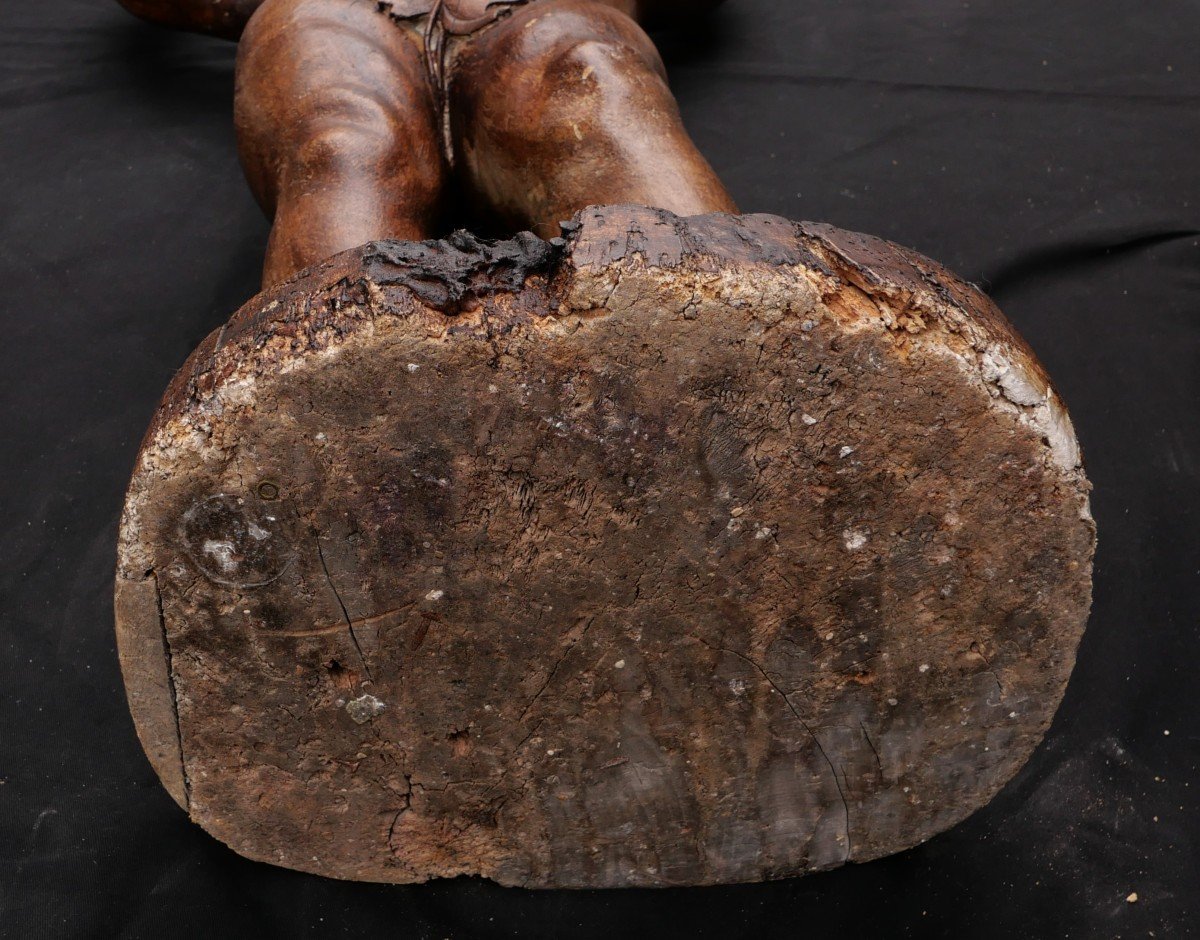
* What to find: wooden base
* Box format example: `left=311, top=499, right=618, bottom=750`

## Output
left=116, top=206, right=1094, bottom=887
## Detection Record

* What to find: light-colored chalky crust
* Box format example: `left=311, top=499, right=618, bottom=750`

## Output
left=116, top=207, right=1093, bottom=887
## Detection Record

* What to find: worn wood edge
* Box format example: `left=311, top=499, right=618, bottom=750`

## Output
left=564, top=207, right=1086, bottom=484
left=121, top=206, right=1092, bottom=504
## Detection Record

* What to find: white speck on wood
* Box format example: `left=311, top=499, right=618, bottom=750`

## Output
left=202, top=539, right=239, bottom=573
left=345, top=694, right=386, bottom=724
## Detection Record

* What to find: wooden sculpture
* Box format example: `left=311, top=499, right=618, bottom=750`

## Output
left=114, top=0, right=1095, bottom=888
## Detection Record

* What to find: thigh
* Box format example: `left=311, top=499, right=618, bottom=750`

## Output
left=235, top=0, right=444, bottom=217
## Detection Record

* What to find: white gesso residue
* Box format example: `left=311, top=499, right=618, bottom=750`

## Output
left=202, top=539, right=239, bottom=573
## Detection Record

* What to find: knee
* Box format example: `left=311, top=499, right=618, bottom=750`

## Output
left=286, top=119, right=402, bottom=182
left=466, top=2, right=665, bottom=99
left=236, top=0, right=429, bottom=134
left=235, top=0, right=440, bottom=198
left=238, top=75, right=442, bottom=214
left=513, top=2, right=665, bottom=88
left=240, top=78, right=414, bottom=190
left=278, top=101, right=443, bottom=212
left=457, top=1, right=668, bottom=143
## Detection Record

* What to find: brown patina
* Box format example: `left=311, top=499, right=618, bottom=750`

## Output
left=111, top=0, right=1095, bottom=889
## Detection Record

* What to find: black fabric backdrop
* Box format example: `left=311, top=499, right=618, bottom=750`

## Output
left=1, top=0, right=1197, bottom=937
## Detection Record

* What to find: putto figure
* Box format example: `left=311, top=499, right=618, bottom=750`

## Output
left=118, top=0, right=734, bottom=284
left=113, top=0, right=1094, bottom=889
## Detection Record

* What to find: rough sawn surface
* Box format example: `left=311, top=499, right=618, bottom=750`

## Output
left=115, top=206, right=1094, bottom=887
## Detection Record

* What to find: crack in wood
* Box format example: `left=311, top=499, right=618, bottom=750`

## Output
left=698, top=637, right=853, bottom=862
left=151, top=570, right=190, bottom=810
left=386, top=774, right=413, bottom=856
left=516, top=616, right=596, bottom=725
left=860, top=720, right=883, bottom=777
left=313, top=535, right=374, bottom=683
left=971, top=641, right=1005, bottom=698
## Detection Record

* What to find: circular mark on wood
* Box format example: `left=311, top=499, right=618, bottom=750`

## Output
left=179, top=494, right=289, bottom=588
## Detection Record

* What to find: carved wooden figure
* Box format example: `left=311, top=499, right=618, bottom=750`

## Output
left=114, top=0, right=1094, bottom=888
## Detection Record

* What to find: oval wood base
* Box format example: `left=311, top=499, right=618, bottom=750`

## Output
left=116, top=206, right=1094, bottom=887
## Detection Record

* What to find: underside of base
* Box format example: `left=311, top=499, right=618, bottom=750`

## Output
left=115, top=207, right=1093, bottom=887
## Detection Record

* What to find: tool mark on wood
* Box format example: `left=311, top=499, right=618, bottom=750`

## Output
left=269, top=603, right=417, bottom=638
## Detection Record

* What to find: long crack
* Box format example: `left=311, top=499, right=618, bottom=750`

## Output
left=313, top=535, right=374, bottom=683
left=698, top=638, right=853, bottom=862
left=151, top=570, right=191, bottom=809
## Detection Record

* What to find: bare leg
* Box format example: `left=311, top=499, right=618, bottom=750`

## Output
left=235, top=0, right=446, bottom=287
left=449, top=0, right=737, bottom=238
